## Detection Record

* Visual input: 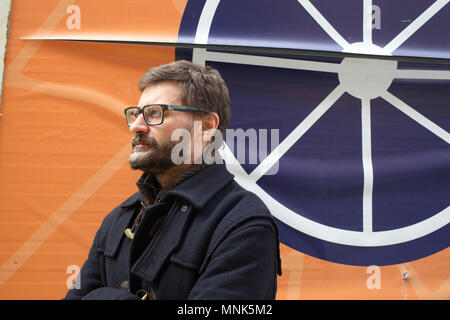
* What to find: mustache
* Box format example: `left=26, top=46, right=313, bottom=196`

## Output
left=131, top=135, right=159, bottom=148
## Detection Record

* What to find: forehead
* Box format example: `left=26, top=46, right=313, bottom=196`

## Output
left=138, top=81, right=183, bottom=106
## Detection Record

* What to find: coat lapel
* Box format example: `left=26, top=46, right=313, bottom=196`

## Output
left=103, top=193, right=142, bottom=258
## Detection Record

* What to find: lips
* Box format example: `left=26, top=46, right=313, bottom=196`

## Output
left=131, top=135, right=157, bottom=151
left=133, top=144, right=150, bottom=152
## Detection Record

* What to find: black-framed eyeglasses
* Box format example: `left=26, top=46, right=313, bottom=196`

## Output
left=124, top=104, right=206, bottom=126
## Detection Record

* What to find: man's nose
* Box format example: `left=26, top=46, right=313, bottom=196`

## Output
left=129, top=114, right=149, bottom=134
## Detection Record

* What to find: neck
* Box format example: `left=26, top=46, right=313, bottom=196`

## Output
left=155, top=164, right=192, bottom=187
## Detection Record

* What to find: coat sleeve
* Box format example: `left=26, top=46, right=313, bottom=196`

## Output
left=63, top=221, right=140, bottom=300
left=188, top=220, right=279, bottom=300
left=63, top=227, right=104, bottom=300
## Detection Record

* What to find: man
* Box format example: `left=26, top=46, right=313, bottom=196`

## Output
left=64, top=60, right=281, bottom=300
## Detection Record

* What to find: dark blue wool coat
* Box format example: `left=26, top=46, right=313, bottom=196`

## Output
left=64, top=164, right=281, bottom=300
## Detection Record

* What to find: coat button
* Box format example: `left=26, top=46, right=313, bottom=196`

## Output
left=180, top=205, right=188, bottom=213
left=124, top=228, right=134, bottom=239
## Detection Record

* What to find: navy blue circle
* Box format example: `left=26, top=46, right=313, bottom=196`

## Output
left=177, top=0, right=450, bottom=266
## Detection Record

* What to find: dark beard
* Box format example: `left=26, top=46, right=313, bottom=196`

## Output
left=128, top=134, right=176, bottom=174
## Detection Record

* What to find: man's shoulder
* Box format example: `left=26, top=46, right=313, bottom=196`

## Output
left=170, top=164, right=269, bottom=215
left=195, top=176, right=281, bottom=276
left=198, top=174, right=277, bottom=244
left=218, top=178, right=270, bottom=215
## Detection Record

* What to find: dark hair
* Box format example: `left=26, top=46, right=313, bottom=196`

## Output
left=138, top=60, right=230, bottom=134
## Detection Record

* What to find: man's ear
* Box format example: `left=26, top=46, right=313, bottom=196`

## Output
left=201, top=112, right=220, bottom=141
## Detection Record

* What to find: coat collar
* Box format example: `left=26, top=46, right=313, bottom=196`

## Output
left=109, top=164, right=234, bottom=258
left=120, top=192, right=144, bottom=209
left=121, top=164, right=234, bottom=210
left=163, top=164, right=234, bottom=208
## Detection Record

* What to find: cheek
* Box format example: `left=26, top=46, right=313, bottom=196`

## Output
left=167, top=116, right=195, bottom=139
left=153, top=126, right=179, bottom=145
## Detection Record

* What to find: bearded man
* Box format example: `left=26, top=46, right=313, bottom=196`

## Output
left=64, top=60, right=281, bottom=300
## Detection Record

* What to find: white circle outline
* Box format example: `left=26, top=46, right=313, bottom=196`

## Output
left=191, top=0, right=450, bottom=247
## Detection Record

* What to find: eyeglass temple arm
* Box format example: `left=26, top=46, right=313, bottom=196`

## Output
left=165, top=105, right=207, bottom=112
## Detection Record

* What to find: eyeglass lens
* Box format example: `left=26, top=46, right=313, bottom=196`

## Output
left=127, top=105, right=163, bottom=126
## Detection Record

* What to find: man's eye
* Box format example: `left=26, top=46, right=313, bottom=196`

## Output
left=127, top=109, right=138, bottom=118
left=146, top=108, right=161, bottom=118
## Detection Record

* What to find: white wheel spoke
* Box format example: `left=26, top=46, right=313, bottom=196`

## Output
left=381, top=91, right=450, bottom=144
left=361, top=99, right=374, bottom=233
left=219, top=143, right=249, bottom=179
left=196, top=48, right=341, bottom=73
left=394, top=69, right=450, bottom=80
left=249, top=85, right=346, bottom=182
left=296, top=0, right=350, bottom=49
left=363, top=0, right=373, bottom=45
left=384, top=0, right=449, bottom=54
